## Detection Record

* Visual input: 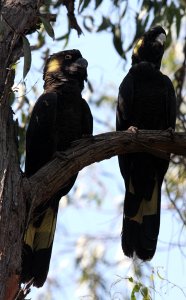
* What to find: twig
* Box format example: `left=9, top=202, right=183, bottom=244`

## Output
left=15, top=278, right=34, bottom=300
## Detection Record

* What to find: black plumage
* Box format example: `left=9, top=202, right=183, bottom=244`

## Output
left=21, top=49, right=93, bottom=287
left=116, top=26, right=176, bottom=260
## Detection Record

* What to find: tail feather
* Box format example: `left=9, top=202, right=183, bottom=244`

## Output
left=21, top=206, right=58, bottom=287
left=122, top=177, right=161, bottom=260
left=122, top=217, right=159, bottom=260
left=121, top=218, right=140, bottom=258
left=137, top=216, right=159, bottom=260
left=21, top=182, right=76, bottom=287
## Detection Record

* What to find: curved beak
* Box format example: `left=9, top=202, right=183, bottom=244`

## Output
left=74, top=57, right=88, bottom=68
left=155, top=33, right=166, bottom=46
left=68, top=57, right=88, bottom=81
left=64, top=57, right=88, bottom=82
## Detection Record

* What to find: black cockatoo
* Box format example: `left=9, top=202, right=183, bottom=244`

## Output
left=21, top=49, right=93, bottom=287
left=116, top=26, right=176, bottom=260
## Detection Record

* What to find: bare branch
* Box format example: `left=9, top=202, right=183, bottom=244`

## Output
left=62, top=0, right=83, bottom=35
left=25, top=130, right=186, bottom=215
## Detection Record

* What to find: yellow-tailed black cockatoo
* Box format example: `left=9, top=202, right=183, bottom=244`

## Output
left=21, top=49, right=93, bottom=287
left=116, top=26, right=176, bottom=260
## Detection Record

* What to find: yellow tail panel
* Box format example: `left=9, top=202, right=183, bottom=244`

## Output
left=24, top=207, right=57, bottom=251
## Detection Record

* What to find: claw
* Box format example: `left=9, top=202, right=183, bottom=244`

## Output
left=167, top=127, right=174, bottom=133
left=167, top=127, right=175, bottom=139
left=127, top=126, right=138, bottom=133
left=54, top=151, right=68, bottom=161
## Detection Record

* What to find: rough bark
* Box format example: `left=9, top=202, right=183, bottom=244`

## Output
left=0, top=1, right=41, bottom=298
left=26, top=130, right=186, bottom=217
left=0, top=70, right=24, bottom=299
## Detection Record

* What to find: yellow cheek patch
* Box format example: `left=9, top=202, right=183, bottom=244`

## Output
left=47, top=58, right=61, bottom=72
left=133, top=38, right=143, bottom=55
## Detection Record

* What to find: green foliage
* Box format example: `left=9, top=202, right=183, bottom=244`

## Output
left=129, top=279, right=152, bottom=300
left=78, top=0, right=186, bottom=59
left=126, top=267, right=186, bottom=300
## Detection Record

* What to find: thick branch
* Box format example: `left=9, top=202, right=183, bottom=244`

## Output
left=26, top=130, right=186, bottom=214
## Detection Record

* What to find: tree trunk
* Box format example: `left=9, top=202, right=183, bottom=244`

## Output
left=0, top=93, right=24, bottom=299
left=0, top=1, right=40, bottom=298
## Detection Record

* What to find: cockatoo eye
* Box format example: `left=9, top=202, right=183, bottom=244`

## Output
left=65, top=54, right=72, bottom=60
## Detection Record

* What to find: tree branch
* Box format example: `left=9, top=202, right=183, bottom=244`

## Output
left=25, top=130, right=186, bottom=216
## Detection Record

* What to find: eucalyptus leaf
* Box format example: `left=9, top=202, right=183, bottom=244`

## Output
left=112, top=24, right=125, bottom=58
left=141, top=286, right=149, bottom=297
left=95, top=0, right=102, bottom=9
left=40, top=16, right=55, bottom=40
left=131, top=283, right=141, bottom=300
left=22, top=36, right=32, bottom=79
left=97, top=17, right=111, bottom=32
left=78, top=0, right=91, bottom=13
left=83, top=15, right=95, bottom=32
left=175, top=11, right=181, bottom=37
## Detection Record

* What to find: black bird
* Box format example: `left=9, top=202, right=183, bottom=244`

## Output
left=21, top=49, right=93, bottom=287
left=116, top=26, right=176, bottom=260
